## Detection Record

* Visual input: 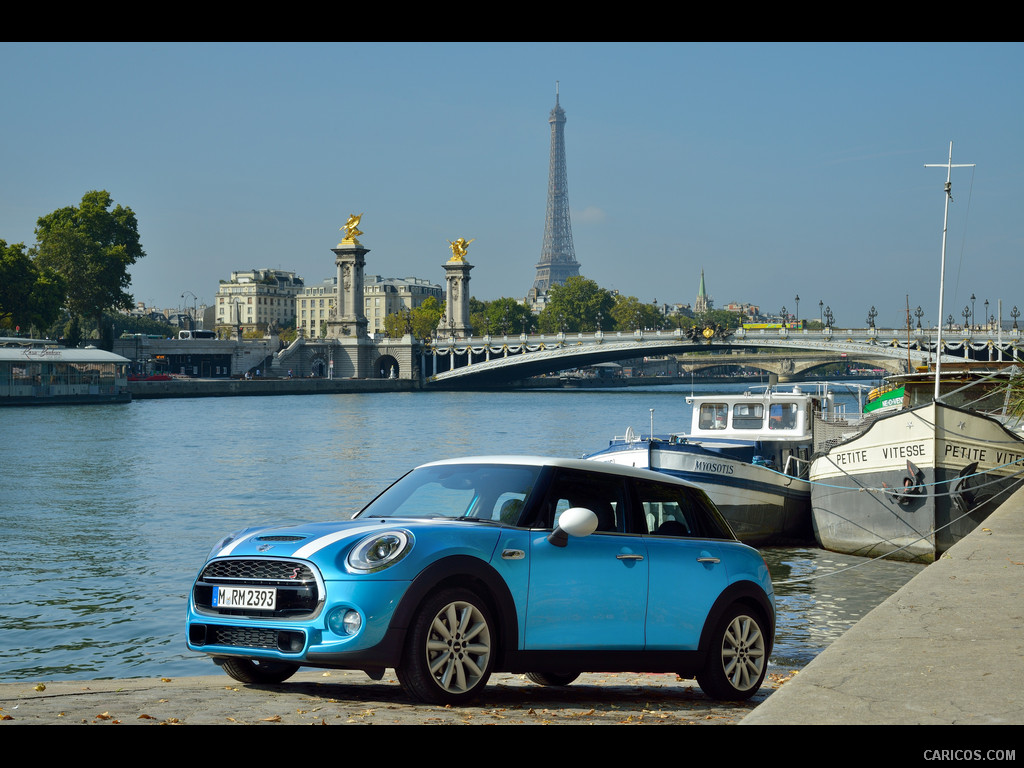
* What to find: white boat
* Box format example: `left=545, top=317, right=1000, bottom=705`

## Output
left=808, top=145, right=1024, bottom=562
left=809, top=399, right=1024, bottom=562
left=0, top=339, right=132, bottom=405
left=586, top=386, right=841, bottom=545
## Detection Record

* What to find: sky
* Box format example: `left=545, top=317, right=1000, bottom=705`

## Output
left=2, top=42, right=1022, bottom=329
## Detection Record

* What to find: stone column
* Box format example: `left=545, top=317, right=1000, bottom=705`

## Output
left=326, top=242, right=369, bottom=339
left=442, top=257, right=473, bottom=338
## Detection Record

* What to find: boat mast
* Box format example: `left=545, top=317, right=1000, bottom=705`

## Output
left=925, top=142, right=975, bottom=401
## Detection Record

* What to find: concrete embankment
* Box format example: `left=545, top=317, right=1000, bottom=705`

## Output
left=129, top=378, right=421, bottom=399
left=742, top=484, right=1024, bottom=725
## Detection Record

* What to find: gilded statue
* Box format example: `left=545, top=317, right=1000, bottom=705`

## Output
left=447, top=237, right=475, bottom=262
left=339, top=213, right=364, bottom=246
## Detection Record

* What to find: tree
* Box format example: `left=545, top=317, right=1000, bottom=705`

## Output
left=537, top=276, right=615, bottom=333
left=34, top=190, right=145, bottom=344
left=609, top=294, right=665, bottom=332
left=385, top=297, right=446, bottom=340
left=0, top=239, right=65, bottom=333
left=469, top=297, right=536, bottom=336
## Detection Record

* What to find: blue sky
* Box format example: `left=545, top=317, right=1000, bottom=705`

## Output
left=2, top=42, right=1021, bottom=328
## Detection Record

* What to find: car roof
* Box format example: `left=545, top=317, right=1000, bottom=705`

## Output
left=417, top=455, right=704, bottom=490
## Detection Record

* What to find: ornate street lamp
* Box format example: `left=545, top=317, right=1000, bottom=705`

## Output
left=1012, top=306, right=1020, bottom=330
left=962, top=305, right=971, bottom=329
left=794, top=294, right=800, bottom=324
left=984, top=299, right=989, bottom=330
left=915, top=305, right=923, bottom=329
left=866, top=306, right=877, bottom=329
left=824, top=306, right=834, bottom=329
left=819, top=299, right=823, bottom=328
left=947, top=314, right=954, bottom=331
left=971, top=293, right=976, bottom=329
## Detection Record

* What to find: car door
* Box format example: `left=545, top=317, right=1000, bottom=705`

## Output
left=522, top=468, right=648, bottom=650
left=633, top=478, right=731, bottom=650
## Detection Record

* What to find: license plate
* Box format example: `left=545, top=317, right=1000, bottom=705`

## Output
left=213, top=586, right=277, bottom=610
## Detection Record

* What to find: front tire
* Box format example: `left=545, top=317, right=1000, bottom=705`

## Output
left=216, top=657, right=300, bottom=684
left=696, top=606, right=768, bottom=700
left=397, top=588, right=495, bottom=704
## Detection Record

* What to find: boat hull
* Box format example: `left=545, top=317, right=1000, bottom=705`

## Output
left=588, top=441, right=812, bottom=547
left=809, top=402, right=1024, bottom=563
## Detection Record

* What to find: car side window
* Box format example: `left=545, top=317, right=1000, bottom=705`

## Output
left=534, top=468, right=629, bottom=533
left=633, top=479, right=731, bottom=539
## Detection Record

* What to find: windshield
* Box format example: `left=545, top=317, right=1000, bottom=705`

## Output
left=356, top=464, right=542, bottom=522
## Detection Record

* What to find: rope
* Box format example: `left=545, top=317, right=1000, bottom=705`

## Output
left=774, top=472, right=1018, bottom=585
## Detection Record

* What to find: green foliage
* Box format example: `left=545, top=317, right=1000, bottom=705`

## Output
left=698, top=308, right=743, bottom=331
left=63, top=314, right=83, bottom=348
left=537, top=276, right=615, bottom=333
left=34, top=190, right=145, bottom=327
left=609, top=295, right=665, bottom=331
left=0, top=239, right=65, bottom=333
left=470, top=296, right=536, bottom=336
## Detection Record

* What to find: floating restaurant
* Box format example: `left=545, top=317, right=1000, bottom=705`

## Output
left=0, top=338, right=131, bottom=405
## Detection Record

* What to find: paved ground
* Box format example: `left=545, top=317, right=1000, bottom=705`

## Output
left=0, top=669, right=795, bottom=726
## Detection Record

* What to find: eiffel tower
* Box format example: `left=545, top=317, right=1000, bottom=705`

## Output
left=530, top=84, right=581, bottom=301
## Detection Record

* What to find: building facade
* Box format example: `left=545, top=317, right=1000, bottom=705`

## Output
left=215, top=269, right=304, bottom=335
left=296, top=275, right=443, bottom=339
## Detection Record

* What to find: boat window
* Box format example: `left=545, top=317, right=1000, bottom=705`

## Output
left=698, top=403, right=729, bottom=430
left=732, top=403, right=764, bottom=430
left=769, top=403, right=798, bottom=430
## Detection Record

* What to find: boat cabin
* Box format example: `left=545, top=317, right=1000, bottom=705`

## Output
left=684, top=389, right=816, bottom=441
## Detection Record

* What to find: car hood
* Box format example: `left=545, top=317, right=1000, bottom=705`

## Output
left=208, top=518, right=504, bottom=566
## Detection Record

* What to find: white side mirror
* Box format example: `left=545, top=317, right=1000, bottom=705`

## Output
left=547, top=507, right=599, bottom=547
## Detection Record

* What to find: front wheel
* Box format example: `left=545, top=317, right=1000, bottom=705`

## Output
left=696, top=607, right=768, bottom=700
left=397, top=588, right=495, bottom=704
left=216, top=657, right=300, bottom=684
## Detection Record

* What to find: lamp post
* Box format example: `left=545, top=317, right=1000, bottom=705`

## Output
left=824, top=306, right=834, bottom=329
left=794, top=294, right=800, bottom=325
left=984, top=299, right=989, bottom=330
left=181, top=291, right=198, bottom=331
left=819, top=299, right=823, bottom=328
left=962, top=305, right=971, bottom=330
left=971, top=293, right=976, bottom=329
left=915, top=306, right=923, bottom=329
left=866, top=306, right=877, bottom=329
left=1013, top=306, right=1020, bottom=331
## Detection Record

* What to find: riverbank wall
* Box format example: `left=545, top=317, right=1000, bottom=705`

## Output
left=741, top=482, right=1024, bottom=725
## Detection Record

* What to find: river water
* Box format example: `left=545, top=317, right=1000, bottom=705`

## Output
left=0, top=383, right=922, bottom=681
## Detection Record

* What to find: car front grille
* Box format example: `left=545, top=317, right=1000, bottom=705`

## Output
left=193, top=557, right=322, bottom=619
left=189, top=623, right=306, bottom=653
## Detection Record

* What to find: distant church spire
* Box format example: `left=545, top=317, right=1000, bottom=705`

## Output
left=695, top=268, right=711, bottom=314
left=531, top=82, right=581, bottom=298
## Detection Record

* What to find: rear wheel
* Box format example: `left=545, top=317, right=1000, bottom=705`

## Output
left=525, top=672, right=580, bottom=687
left=397, top=588, right=494, bottom=704
left=216, top=657, right=300, bottom=684
left=696, top=606, right=768, bottom=700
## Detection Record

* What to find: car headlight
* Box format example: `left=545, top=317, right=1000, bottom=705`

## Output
left=346, top=531, right=412, bottom=573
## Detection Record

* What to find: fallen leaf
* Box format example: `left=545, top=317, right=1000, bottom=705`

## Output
left=139, top=714, right=156, bottom=720
left=34, top=683, right=46, bottom=691
left=261, top=715, right=282, bottom=722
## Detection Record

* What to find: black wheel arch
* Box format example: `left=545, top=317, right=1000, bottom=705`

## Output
left=390, top=555, right=520, bottom=669
left=698, top=581, right=775, bottom=658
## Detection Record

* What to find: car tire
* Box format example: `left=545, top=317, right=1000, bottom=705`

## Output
left=696, top=605, right=768, bottom=701
left=525, top=672, right=580, bottom=687
left=397, top=588, right=495, bottom=705
left=216, top=657, right=300, bottom=684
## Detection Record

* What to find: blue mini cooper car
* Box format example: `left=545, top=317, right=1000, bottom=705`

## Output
left=187, top=456, right=775, bottom=704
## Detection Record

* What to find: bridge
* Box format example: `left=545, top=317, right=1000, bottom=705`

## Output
left=422, top=325, right=1024, bottom=387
